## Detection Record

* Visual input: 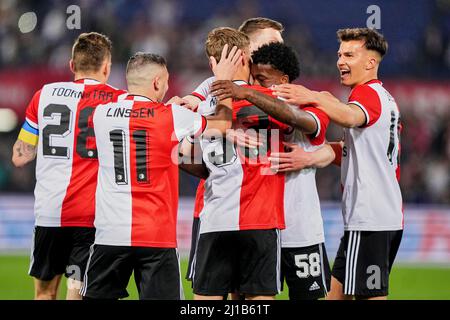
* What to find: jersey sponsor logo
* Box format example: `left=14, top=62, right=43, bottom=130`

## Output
left=106, top=107, right=155, bottom=118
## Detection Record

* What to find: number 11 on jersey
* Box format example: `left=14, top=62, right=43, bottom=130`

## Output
left=109, top=129, right=150, bottom=185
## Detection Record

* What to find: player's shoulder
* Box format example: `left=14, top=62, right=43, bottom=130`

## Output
left=245, top=84, right=274, bottom=95
left=350, top=79, right=383, bottom=96
left=37, top=81, right=76, bottom=99
left=99, top=82, right=127, bottom=94
left=40, top=80, right=74, bottom=90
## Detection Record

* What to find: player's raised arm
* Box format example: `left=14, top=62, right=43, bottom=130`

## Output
left=269, top=142, right=336, bottom=172
left=272, top=84, right=367, bottom=128
left=210, top=80, right=317, bottom=134
left=202, top=44, right=242, bottom=137
left=182, top=77, right=215, bottom=111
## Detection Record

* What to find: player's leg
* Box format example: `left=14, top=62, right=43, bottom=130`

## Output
left=134, top=247, right=183, bottom=300
left=65, top=227, right=95, bottom=300
left=193, top=231, right=238, bottom=300
left=238, top=229, right=280, bottom=300
left=328, top=276, right=352, bottom=300
left=328, top=232, right=353, bottom=300
left=282, top=243, right=331, bottom=300
left=186, top=217, right=200, bottom=282
left=80, top=245, right=133, bottom=300
left=354, top=230, right=403, bottom=300
left=228, top=292, right=244, bottom=300
left=34, top=276, right=62, bottom=300
left=29, top=226, right=70, bottom=300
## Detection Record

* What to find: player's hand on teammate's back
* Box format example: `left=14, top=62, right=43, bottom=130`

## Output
left=226, top=129, right=262, bottom=149
left=210, top=80, right=248, bottom=101
left=269, top=142, right=312, bottom=172
left=210, top=44, right=242, bottom=81
left=166, top=95, right=189, bottom=106
left=272, top=84, right=318, bottom=106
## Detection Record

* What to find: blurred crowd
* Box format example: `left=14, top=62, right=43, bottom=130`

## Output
left=0, top=0, right=449, bottom=204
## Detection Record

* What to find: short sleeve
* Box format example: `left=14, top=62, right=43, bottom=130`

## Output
left=18, top=90, right=41, bottom=146
left=25, top=89, right=41, bottom=128
left=171, top=103, right=207, bottom=141
left=348, top=85, right=381, bottom=127
left=190, top=77, right=215, bottom=102
left=301, top=106, right=330, bottom=146
left=196, top=97, right=217, bottom=116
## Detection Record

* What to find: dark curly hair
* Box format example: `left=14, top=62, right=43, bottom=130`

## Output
left=251, top=42, right=300, bottom=82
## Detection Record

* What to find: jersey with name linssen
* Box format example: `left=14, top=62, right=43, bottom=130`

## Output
left=198, top=82, right=287, bottom=234
left=93, top=95, right=206, bottom=247
left=18, top=79, right=126, bottom=227
left=342, top=79, right=403, bottom=231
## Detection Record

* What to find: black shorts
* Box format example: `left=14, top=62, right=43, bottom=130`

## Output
left=281, top=243, right=331, bottom=300
left=29, top=226, right=95, bottom=281
left=332, top=230, right=403, bottom=297
left=186, top=217, right=200, bottom=281
left=193, top=229, right=281, bottom=296
left=81, top=245, right=182, bottom=300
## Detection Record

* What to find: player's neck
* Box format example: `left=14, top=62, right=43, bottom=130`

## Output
left=351, top=74, right=379, bottom=89
left=74, top=73, right=106, bottom=84
left=128, top=88, right=158, bottom=102
left=232, top=68, right=250, bottom=83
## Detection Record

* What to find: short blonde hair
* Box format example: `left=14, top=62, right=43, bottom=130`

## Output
left=238, top=17, right=284, bottom=35
left=205, top=27, right=250, bottom=62
left=72, top=32, right=112, bottom=72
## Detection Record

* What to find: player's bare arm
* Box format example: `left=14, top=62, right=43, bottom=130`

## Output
left=328, top=141, right=344, bottom=166
left=211, top=80, right=317, bottom=134
left=179, top=139, right=209, bottom=180
left=269, top=142, right=336, bottom=172
left=12, top=139, right=37, bottom=167
left=273, top=84, right=366, bottom=128
left=179, top=95, right=201, bottom=111
left=166, top=95, right=189, bottom=106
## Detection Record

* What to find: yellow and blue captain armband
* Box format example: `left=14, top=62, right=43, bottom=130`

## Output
left=18, top=120, right=38, bottom=146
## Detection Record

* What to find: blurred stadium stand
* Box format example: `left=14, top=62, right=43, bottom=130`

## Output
left=0, top=0, right=449, bottom=260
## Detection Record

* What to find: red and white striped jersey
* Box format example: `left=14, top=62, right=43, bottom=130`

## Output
left=281, top=107, right=330, bottom=247
left=193, top=179, right=205, bottom=219
left=93, top=94, right=206, bottom=247
left=199, top=82, right=287, bottom=234
left=19, top=79, right=126, bottom=227
left=190, top=77, right=213, bottom=218
left=342, top=79, right=403, bottom=231
left=190, top=76, right=214, bottom=103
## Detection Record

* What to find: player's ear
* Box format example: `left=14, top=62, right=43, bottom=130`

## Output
left=101, top=59, right=111, bottom=79
left=280, top=74, right=289, bottom=84
left=153, top=76, right=160, bottom=91
left=69, top=59, right=75, bottom=74
left=242, top=52, right=247, bottom=66
left=366, top=56, right=377, bottom=70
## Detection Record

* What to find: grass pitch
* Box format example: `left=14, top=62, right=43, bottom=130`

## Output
left=0, top=255, right=449, bottom=300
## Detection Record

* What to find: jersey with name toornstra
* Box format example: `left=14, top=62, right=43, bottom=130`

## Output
left=19, top=79, right=126, bottom=227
